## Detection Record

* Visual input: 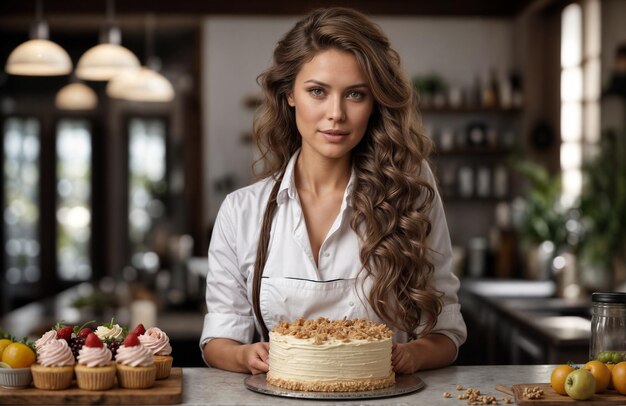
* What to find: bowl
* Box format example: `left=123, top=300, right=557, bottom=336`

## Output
left=0, top=366, right=33, bottom=389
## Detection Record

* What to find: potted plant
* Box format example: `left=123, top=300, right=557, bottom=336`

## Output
left=577, top=129, right=626, bottom=289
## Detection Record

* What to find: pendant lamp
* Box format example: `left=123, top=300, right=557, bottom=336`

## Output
left=107, top=14, right=174, bottom=102
left=55, top=82, right=98, bottom=110
left=75, top=0, right=140, bottom=81
left=5, top=0, right=72, bottom=76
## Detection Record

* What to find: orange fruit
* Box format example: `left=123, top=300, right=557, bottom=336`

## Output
left=1, top=342, right=36, bottom=368
left=583, top=360, right=611, bottom=393
left=612, top=361, right=626, bottom=395
left=551, top=364, right=575, bottom=395
left=606, top=363, right=616, bottom=389
left=0, top=339, right=12, bottom=360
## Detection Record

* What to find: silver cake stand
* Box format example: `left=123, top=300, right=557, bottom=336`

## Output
left=244, top=374, right=425, bottom=400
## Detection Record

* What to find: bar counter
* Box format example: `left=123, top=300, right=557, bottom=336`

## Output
left=181, top=365, right=552, bottom=405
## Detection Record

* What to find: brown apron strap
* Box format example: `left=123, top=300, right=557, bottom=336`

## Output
left=252, top=172, right=284, bottom=342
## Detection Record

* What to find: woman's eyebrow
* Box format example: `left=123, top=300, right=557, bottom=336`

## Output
left=303, top=79, right=369, bottom=89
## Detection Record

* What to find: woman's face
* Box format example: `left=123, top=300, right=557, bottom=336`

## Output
left=288, top=49, right=374, bottom=162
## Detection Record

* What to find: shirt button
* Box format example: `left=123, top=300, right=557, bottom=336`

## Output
left=324, top=252, right=330, bottom=258
left=349, top=301, right=354, bottom=307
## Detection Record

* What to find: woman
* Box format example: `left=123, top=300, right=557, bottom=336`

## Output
left=200, top=7, right=466, bottom=375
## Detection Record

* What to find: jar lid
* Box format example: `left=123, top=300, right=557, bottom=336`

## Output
left=592, top=292, right=626, bottom=303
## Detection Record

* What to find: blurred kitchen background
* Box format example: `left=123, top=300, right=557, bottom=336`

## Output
left=0, top=0, right=625, bottom=367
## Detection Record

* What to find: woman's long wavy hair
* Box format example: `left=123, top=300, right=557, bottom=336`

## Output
left=253, top=7, right=442, bottom=338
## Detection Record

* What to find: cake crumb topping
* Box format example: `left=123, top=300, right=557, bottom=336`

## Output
left=272, top=317, right=393, bottom=343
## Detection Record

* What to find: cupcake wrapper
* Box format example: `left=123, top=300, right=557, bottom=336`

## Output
left=75, top=364, right=117, bottom=391
left=116, top=364, right=156, bottom=389
left=154, top=355, right=173, bottom=380
left=31, top=365, right=74, bottom=390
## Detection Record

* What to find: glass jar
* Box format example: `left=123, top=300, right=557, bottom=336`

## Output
left=590, top=292, right=626, bottom=361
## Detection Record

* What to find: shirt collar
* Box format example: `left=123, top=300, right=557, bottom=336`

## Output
left=276, top=149, right=356, bottom=208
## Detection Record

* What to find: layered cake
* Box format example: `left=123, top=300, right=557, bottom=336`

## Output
left=267, top=317, right=395, bottom=392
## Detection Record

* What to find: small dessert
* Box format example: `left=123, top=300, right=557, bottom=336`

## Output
left=75, top=333, right=116, bottom=391
left=31, top=338, right=75, bottom=390
left=267, top=318, right=395, bottom=392
left=138, top=326, right=173, bottom=379
left=115, top=333, right=156, bottom=389
left=95, top=318, right=126, bottom=360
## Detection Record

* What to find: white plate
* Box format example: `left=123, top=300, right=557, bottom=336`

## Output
left=244, top=374, right=425, bottom=400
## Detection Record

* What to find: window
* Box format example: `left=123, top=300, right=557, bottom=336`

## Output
left=2, top=118, right=41, bottom=286
left=560, top=0, right=601, bottom=207
left=56, top=119, right=92, bottom=281
left=128, top=118, right=167, bottom=272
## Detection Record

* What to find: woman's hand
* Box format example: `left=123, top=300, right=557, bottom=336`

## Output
left=240, top=342, right=270, bottom=374
left=391, top=333, right=457, bottom=374
left=392, top=342, right=421, bottom=374
left=203, top=338, right=269, bottom=374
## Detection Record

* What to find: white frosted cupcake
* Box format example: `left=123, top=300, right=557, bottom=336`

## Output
left=75, top=334, right=116, bottom=391
left=115, top=333, right=155, bottom=389
left=31, top=339, right=75, bottom=390
left=139, top=327, right=173, bottom=379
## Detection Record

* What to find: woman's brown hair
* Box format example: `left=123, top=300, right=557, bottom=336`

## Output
left=253, top=7, right=442, bottom=340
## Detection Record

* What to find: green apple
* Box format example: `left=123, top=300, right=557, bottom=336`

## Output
left=564, top=369, right=596, bottom=400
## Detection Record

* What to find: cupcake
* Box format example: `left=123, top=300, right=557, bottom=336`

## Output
left=75, top=333, right=116, bottom=391
left=138, top=326, right=173, bottom=379
left=115, top=333, right=156, bottom=389
left=31, top=338, right=75, bottom=390
left=94, top=319, right=126, bottom=360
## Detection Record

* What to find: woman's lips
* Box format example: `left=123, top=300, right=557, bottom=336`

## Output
left=320, top=129, right=350, bottom=142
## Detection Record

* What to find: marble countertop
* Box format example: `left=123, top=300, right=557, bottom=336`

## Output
left=180, top=365, right=552, bottom=405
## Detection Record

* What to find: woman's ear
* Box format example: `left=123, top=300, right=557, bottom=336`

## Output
left=287, top=92, right=295, bottom=107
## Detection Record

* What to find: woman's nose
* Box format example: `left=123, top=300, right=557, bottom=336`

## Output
left=327, top=96, right=346, bottom=122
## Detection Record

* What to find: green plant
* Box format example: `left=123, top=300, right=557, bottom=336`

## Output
left=511, top=160, right=571, bottom=248
left=578, top=129, right=626, bottom=268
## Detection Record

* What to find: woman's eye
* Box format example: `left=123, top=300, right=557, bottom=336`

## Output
left=309, top=88, right=324, bottom=97
left=348, top=91, right=365, bottom=100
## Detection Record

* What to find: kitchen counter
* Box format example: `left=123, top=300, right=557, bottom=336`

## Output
left=459, top=279, right=591, bottom=364
left=180, top=365, right=551, bottom=405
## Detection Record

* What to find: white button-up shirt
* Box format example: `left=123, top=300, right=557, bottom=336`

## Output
left=200, top=151, right=467, bottom=356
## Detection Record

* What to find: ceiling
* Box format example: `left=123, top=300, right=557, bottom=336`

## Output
left=0, top=0, right=537, bottom=31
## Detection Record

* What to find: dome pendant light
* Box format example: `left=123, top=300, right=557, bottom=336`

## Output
left=107, top=14, right=174, bottom=102
left=75, top=0, right=140, bottom=81
left=55, top=82, right=98, bottom=110
left=5, top=0, right=72, bottom=76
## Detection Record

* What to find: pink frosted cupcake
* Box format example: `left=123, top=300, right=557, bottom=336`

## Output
left=31, top=338, right=75, bottom=390
left=75, top=334, right=116, bottom=391
left=115, top=333, right=156, bottom=389
left=139, top=327, right=173, bottom=379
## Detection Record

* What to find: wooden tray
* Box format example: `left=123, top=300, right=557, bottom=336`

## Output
left=0, top=367, right=182, bottom=405
left=513, top=383, right=626, bottom=405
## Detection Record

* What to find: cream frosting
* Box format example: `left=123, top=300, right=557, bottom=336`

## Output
left=37, top=339, right=75, bottom=367
left=77, top=345, right=113, bottom=368
left=139, top=327, right=172, bottom=356
left=35, top=330, right=57, bottom=351
left=115, top=344, right=154, bottom=367
left=268, top=332, right=393, bottom=384
left=94, top=324, right=124, bottom=341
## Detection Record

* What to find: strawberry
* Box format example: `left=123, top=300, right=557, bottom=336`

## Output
left=132, top=324, right=146, bottom=336
left=84, top=333, right=104, bottom=348
left=123, top=333, right=140, bottom=347
left=56, top=326, right=73, bottom=342
left=78, top=327, right=93, bottom=338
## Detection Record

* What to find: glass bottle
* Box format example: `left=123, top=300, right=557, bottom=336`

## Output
left=590, top=292, right=626, bottom=361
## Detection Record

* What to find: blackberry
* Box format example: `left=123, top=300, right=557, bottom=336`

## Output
left=70, top=336, right=85, bottom=360
left=107, top=340, right=122, bottom=359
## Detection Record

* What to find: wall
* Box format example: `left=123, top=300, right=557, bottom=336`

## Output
left=601, top=0, right=626, bottom=131
left=201, top=16, right=516, bottom=226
